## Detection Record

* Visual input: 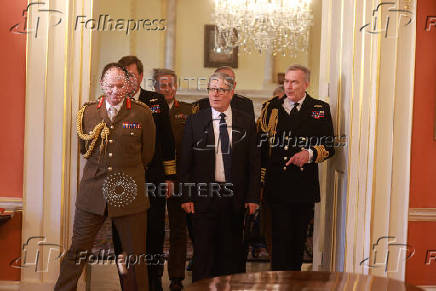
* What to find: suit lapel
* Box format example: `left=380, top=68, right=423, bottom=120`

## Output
left=206, top=109, right=216, bottom=180
left=196, top=108, right=215, bottom=178
left=231, top=109, right=240, bottom=174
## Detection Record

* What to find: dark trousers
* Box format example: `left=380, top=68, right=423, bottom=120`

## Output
left=270, top=202, right=314, bottom=271
left=167, top=195, right=187, bottom=280
left=261, top=199, right=273, bottom=256
left=54, top=208, right=148, bottom=291
left=146, top=195, right=166, bottom=280
left=191, top=197, right=244, bottom=282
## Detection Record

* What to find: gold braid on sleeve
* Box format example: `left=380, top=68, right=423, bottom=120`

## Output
left=259, top=100, right=278, bottom=158
left=313, top=145, right=329, bottom=163
left=76, top=105, right=110, bottom=159
left=259, top=100, right=278, bottom=136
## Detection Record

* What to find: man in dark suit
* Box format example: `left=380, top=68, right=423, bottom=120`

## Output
left=259, top=65, right=335, bottom=271
left=192, top=66, right=255, bottom=121
left=153, top=68, right=192, bottom=291
left=55, top=63, right=156, bottom=291
left=119, top=56, right=176, bottom=291
left=180, top=72, right=260, bottom=282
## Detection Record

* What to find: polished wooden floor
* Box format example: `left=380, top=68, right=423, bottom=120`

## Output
left=88, top=262, right=312, bottom=291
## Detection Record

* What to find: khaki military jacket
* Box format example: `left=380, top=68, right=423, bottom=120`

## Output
left=77, top=97, right=156, bottom=217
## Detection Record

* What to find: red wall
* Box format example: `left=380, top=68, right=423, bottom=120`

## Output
left=0, top=0, right=26, bottom=198
left=0, top=212, right=22, bottom=281
left=406, top=0, right=436, bottom=285
left=0, top=0, right=27, bottom=282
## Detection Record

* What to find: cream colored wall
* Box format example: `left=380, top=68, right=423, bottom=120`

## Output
left=89, top=0, right=321, bottom=94
left=176, top=0, right=321, bottom=92
left=90, top=0, right=164, bottom=97
left=308, top=0, right=322, bottom=98
left=133, top=0, right=165, bottom=86
left=175, top=0, right=267, bottom=91
left=274, top=0, right=321, bottom=98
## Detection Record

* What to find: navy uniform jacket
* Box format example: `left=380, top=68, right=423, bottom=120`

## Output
left=259, top=94, right=335, bottom=204
left=192, top=94, right=255, bottom=122
left=76, top=97, right=156, bottom=217
left=169, top=100, right=193, bottom=179
left=139, top=88, right=176, bottom=182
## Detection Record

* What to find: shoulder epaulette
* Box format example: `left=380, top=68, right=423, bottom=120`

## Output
left=131, top=99, right=150, bottom=110
left=82, top=100, right=98, bottom=107
left=192, top=102, right=199, bottom=114
left=261, top=95, right=278, bottom=109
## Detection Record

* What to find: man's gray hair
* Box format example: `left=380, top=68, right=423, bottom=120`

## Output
left=214, top=66, right=234, bottom=75
left=208, top=72, right=235, bottom=90
left=152, top=68, right=177, bottom=88
left=286, top=65, right=311, bottom=83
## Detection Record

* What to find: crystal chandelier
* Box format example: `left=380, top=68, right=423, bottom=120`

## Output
left=213, top=0, right=313, bottom=56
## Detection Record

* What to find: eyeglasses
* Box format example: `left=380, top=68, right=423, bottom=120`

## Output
left=207, top=87, right=231, bottom=95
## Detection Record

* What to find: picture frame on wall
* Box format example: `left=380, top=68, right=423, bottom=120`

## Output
left=277, top=73, right=285, bottom=85
left=204, top=24, right=238, bottom=68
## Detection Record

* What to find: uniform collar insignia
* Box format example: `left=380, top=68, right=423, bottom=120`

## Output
left=97, top=96, right=105, bottom=109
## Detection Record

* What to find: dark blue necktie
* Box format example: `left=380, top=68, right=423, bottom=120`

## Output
left=289, top=102, right=299, bottom=123
left=219, top=113, right=231, bottom=182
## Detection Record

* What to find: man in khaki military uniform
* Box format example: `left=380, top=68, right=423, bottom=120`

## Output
left=55, top=63, right=156, bottom=291
left=153, top=68, right=192, bottom=291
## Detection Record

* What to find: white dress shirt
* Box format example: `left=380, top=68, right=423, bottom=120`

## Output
left=168, top=100, right=174, bottom=109
left=105, top=98, right=124, bottom=118
left=283, top=93, right=307, bottom=114
left=282, top=93, right=313, bottom=163
left=211, top=106, right=232, bottom=182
